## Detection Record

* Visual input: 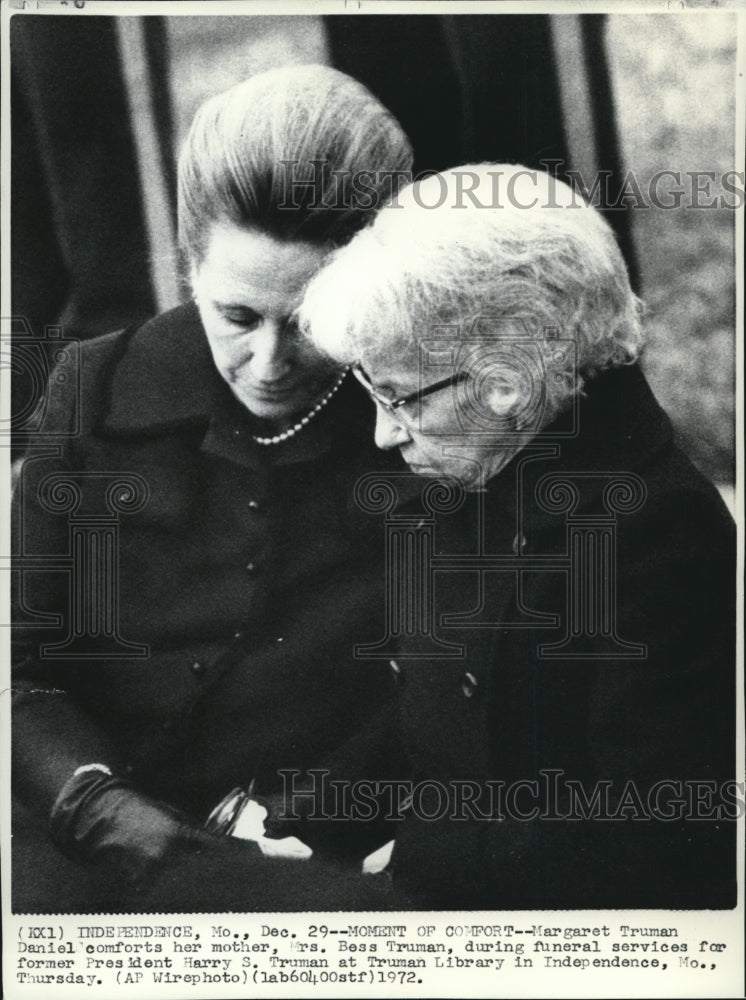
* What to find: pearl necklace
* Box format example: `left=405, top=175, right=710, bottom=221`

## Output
left=251, top=369, right=348, bottom=446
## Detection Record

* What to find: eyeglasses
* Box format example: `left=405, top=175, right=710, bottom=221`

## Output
left=351, top=363, right=468, bottom=419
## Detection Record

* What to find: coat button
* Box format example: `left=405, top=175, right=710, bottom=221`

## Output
left=512, top=533, right=527, bottom=555
left=462, top=672, right=478, bottom=698
left=191, top=661, right=203, bottom=674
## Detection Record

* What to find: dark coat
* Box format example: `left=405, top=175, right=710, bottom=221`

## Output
left=12, top=303, right=402, bottom=846
left=380, top=367, right=738, bottom=909
left=380, top=364, right=736, bottom=909
left=12, top=320, right=736, bottom=912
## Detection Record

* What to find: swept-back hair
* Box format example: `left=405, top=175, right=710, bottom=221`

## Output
left=178, top=64, right=413, bottom=265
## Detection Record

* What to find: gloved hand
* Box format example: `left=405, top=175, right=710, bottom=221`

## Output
left=49, top=768, right=217, bottom=884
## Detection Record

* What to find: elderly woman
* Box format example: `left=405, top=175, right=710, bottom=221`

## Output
left=12, top=65, right=414, bottom=913
left=299, top=164, right=736, bottom=908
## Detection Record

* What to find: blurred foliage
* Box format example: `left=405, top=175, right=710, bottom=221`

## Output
left=607, top=13, right=736, bottom=484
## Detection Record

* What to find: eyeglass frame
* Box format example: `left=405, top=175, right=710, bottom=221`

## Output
left=351, top=362, right=469, bottom=419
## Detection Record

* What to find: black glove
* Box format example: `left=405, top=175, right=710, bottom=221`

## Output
left=49, top=769, right=216, bottom=884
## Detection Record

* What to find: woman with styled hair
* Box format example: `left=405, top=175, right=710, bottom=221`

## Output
left=299, top=164, right=736, bottom=908
left=12, top=64, right=413, bottom=912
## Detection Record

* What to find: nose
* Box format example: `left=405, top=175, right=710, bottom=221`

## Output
left=249, top=322, right=293, bottom=381
left=374, top=404, right=412, bottom=450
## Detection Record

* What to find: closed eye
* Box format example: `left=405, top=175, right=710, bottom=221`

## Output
left=217, top=307, right=262, bottom=330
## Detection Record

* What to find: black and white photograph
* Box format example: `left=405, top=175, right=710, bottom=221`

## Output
left=2, top=1, right=743, bottom=997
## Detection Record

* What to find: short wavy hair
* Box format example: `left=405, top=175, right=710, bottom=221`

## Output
left=178, top=64, right=413, bottom=265
left=299, top=164, right=644, bottom=421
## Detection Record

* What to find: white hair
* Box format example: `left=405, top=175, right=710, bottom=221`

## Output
left=298, top=164, right=644, bottom=421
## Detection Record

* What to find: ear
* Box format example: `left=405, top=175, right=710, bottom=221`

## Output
left=483, top=368, right=526, bottom=422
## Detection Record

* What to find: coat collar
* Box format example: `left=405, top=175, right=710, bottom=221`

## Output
left=101, top=311, right=671, bottom=505
left=103, top=301, right=229, bottom=434
left=485, top=363, right=675, bottom=534
left=100, top=302, right=385, bottom=470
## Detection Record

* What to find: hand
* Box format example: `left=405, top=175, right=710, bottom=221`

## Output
left=49, top=769, right=216, bottom=884
left=231, top=798, right=312, bottom=860
left=362, top=839, right=394, bottom=874
left=256, top=836, right=313, bottom=860
left=231, top=798, right=268, bottom=840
